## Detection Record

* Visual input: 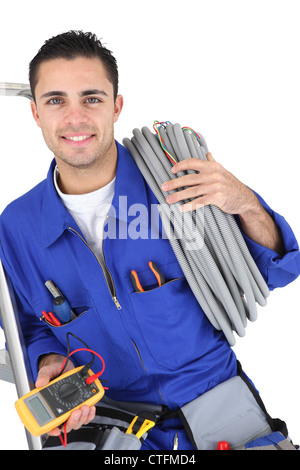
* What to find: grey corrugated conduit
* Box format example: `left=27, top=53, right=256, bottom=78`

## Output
left=123, top=122, right=270, bottom=345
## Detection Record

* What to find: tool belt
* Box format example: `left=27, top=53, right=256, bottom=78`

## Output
left=43, top=362, right=297, bottom=451
left=43, top=395, right=163, bottom=450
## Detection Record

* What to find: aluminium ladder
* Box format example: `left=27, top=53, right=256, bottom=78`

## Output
left=0, top=82, right=42, bottom=450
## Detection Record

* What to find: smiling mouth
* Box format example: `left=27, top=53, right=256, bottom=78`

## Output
left=63, top=134, right=95, bottom=142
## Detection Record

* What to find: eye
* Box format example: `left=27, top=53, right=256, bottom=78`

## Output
left=85, top=97, right=101, bottom=104
left=48, top=98, right=63, bottom=105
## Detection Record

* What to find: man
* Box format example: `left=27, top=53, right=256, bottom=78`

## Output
left=0, top=31, right=299, bottom=450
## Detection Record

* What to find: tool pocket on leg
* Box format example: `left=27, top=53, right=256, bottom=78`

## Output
left=178, top=375, right=273, bottom=450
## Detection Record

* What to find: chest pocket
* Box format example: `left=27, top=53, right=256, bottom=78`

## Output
left=126, top=262, right=207, bottom=371
left=33, top=290, right=135, bottom=389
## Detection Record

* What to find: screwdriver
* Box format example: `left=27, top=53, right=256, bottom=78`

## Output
left=45, top=280, right=74, bottom=323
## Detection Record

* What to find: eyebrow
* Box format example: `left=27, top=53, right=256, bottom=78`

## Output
left=80, top=89, right=108, bottom=97
left=40, top=89, right=108, bottom=100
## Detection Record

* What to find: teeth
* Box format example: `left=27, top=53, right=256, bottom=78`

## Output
left=64, top=135, right=92, bottom=141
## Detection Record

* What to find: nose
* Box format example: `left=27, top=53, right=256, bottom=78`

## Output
left=63, top=102, right=88, bottom=127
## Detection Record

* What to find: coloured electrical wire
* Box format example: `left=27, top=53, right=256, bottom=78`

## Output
left=123, top=122, right=270, bottom=346
left=58, top=333, right=106, bottom=385
left=56, top=333, right=107, bottom=447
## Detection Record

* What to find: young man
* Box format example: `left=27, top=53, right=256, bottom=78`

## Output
left=1, top=31, right=299, bottom=450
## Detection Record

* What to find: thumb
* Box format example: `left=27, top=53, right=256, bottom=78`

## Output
left=35, top=368, right=52, bottom=388
left=35, top=362, right=63, bottom=388
left=206, top=152, right=215, bottom=162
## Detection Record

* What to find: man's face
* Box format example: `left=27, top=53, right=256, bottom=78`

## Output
left=31, top=56, right=123, bottom=170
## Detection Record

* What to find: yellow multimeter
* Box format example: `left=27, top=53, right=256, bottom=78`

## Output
left=15, top=366, right=104, bottom=436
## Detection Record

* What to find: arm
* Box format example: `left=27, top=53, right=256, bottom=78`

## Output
left=238, top=194, right=285, bottom=256
left=161, top=153, right=284, bottom=254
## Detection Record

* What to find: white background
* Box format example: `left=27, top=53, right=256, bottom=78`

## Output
left=0, top=0, right=299, bottom=450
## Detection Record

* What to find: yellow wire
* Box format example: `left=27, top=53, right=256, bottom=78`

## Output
left=153, top=121, right=177, bottom=164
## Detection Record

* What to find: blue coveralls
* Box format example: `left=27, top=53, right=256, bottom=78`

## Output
left=0, top=142, right=300, bottom=450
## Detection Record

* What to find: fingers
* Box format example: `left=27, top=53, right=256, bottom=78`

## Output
left=161, top=155, right=219, bottom=211
left=162, top=156, right=219, bottom=192
left=161, top=154, right=242, bottom=213
left=179, top=197, right=207, bottom=213
left=169, top=157, right=207, bottom=177
left=66, top=405, right=96, bottom=432
left=164, top=184, right=211, bottom=206
left=47, top=426, right=62, bottom=437
left=206, top=152, right=215, bottom=162
left=47, top=405, right=96, bottom=437
left=162, top=172, right=202, bottom=192
left=169, top=153, right=216, bottom=175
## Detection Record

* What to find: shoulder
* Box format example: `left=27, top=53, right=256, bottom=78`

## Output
left=0, top=179, right=46, bottom=228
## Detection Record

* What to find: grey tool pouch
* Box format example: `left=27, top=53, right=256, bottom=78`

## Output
left=178, top=375, right=272, bottom=450
left=99, top=426, right=142, bottom=450
left=177, top=362, right=289, bottom=450
left=43, top=426, right=143, bottom=451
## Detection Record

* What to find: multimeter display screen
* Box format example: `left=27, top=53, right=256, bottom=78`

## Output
left=27, top=396, right=53, bottom=425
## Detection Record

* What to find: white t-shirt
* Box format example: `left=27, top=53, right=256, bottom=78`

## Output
left=53, top=166, right=115, bottom=266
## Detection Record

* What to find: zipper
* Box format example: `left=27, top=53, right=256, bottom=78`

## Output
left=68, top=227, right=168, bottom=403
left=68, top=226, right=122, bottom=310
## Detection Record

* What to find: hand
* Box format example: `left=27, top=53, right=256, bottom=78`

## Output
left=161, top=153, right=284, bottom=254
left=161, top=153, right=258, bottom=215
left=36, top=354, right=96, bottom=437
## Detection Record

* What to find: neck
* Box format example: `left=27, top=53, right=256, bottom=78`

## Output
left=55, top=144, right=118, bottom=195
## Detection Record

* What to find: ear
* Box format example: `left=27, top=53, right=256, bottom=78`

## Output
left=113, top=94, right=124, bottom=123
left=30, top=100, right=42, bottom=128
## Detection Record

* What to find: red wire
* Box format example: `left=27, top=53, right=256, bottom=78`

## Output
left=153, top=122, right=176, bottom=164
left=59, top=347, right=106, bottom=383
left=57, top=347, right=107, bottom=448
left=59, top=422, right=67, bottom=447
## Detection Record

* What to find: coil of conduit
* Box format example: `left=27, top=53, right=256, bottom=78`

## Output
left=123, top=121, right=270, bottom=346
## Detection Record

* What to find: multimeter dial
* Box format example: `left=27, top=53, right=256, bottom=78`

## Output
left=58, top=382, right=80, bottom=401
left=39, top=371, right=98, bottom=417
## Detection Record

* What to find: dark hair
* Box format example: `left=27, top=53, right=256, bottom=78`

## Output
left=29, top=30, right=119, bottom=101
